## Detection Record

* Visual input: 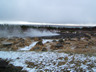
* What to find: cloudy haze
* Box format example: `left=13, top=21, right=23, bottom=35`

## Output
left=0, top=0, right=96, bottom=24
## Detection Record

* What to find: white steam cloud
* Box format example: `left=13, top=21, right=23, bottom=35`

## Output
left=0, top=25, right=58, bottom=38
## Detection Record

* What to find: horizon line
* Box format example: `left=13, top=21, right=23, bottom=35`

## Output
left=0, top=20, right=96, bottom=27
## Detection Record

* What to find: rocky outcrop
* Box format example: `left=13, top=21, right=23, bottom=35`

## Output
left=0, top=58, right=27, bottom=72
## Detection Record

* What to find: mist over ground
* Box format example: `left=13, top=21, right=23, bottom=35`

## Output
left=0, top=25, right=58, bottom=38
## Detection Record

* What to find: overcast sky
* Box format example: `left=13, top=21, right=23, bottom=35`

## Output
left=0, top=0, right=96, bottom=24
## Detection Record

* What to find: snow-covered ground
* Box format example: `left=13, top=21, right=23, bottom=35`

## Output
left=0, top=51, right=96, bottom=72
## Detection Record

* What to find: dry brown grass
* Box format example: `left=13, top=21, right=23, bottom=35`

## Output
left=0, top=38, right=33, bottom=51
left=11, top=45, right=18, bottom=51
left=55, top=38, right=96, bottom=54
left=58, top=47, right=96, bottom=55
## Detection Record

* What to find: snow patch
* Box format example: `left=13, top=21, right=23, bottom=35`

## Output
left=42, top=39, right=53, bottom=44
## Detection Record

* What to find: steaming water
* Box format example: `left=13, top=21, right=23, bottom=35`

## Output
left=0, top=25, right=58, bottom=38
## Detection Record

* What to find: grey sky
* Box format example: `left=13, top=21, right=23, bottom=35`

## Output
left=0, top=0, right=96, bottom=24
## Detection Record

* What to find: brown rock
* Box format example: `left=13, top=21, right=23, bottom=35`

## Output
left=36, top=41, right=43, bottom=45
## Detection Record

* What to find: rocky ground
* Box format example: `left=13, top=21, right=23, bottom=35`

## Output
left=0, top=29, right=96, bottom=72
